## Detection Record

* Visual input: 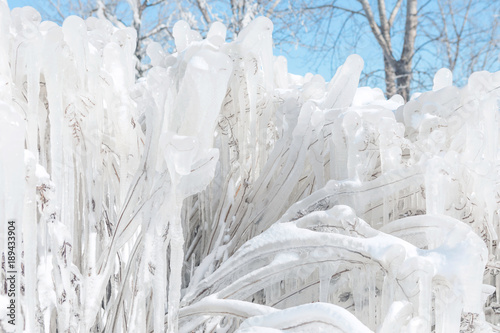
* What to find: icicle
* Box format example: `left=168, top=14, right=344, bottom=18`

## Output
left=318, top=265, right=331, bottom=303
left=0, top=103, right=25, bottom=333
left=166, top=193, right=184, bottom=333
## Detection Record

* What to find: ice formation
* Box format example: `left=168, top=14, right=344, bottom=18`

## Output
left=1, top=2, right=500, bottom=332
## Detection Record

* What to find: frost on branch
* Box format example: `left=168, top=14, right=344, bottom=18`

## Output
left=0, top=3, right=500, bottom=333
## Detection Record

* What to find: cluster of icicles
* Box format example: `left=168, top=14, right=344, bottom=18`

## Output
left=1, top=2, right=500, bottom=332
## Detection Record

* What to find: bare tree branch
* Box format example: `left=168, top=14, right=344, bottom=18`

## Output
left=266, top=0, right=282, bottom=17
left=400, top=0, right=418, bottom=62
left=388, top=0, right=403, bottom=27
left=357, top=0, right=396, bottom=66
left=145, top=0, right=166, bottom=7
left=451, top=0, right=473, bottom=71
left=195, top=0, right=212, bottom=24
left=47, top=0, right=67, bottom=21
left=377, top=0, right=391, bottom=47
left=140, top=23, right=173, bottom=40
left=303, top=4, right=366, bottom=17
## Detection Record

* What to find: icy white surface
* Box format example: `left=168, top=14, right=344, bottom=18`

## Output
left=1, top=4, right=500, bottom=333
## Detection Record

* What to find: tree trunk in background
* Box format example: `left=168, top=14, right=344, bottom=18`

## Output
left=395, top=61, right=412, bottom=101
left=132, top=19, right=143, bottom=76
left=358, top=0, right=417, bottom=101
left=397, top=0, right=417, bottom=101
left=385, top=59, right=412, bottom=102
left=383, top=57, right=397, bottom=97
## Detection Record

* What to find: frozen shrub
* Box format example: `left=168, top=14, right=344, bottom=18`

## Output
left=0, top=3, right=499, bottom=332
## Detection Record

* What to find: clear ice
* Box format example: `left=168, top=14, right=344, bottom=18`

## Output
left=0, top=3, right=499, bottom=333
